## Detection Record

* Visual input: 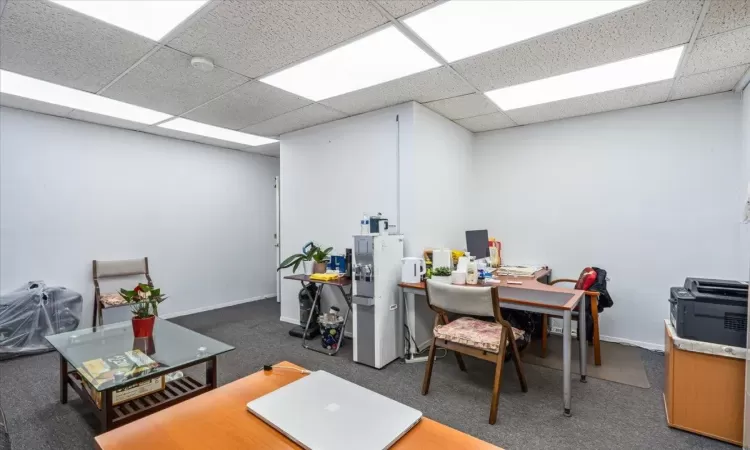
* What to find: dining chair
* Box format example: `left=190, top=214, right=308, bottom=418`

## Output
left=92, top=258, right=154, bottom=327
left=421, top=280, right=528, bottom=425
left=541, top=268, right=602, bottom=366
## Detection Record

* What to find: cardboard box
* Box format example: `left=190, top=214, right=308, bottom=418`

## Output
left=82, top=374, right=165, bottom=409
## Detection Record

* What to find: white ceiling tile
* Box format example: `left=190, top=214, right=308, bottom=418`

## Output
left=0, top=0, right=155, bottom=93
left=698, top=0, right=750, bottom=38
left=168, top=0, right=387, bottom=78
left=142, top=124, right=205, bottom=143
left=455, top=112, right=516, bottom=133
left=376, top=0, right=436, bottom=18
left=453, top=0, right=701, bottom=92
left=320, top=67, right=473, bottom=115
left=102, top=48, right=248, bottom=116
left=195, top=136, right=252, bottom=151
left=423, top=93, right=499, bottom=120
left=682, top=26, right=750, bottom=76
left=241, top=104, right=346, bottom=137
left=505, top=80, right=672, bottom=125
left=0, top=93, right=73, bottom=118
left=67, top=109, right=148, bottom=131
left=672, top=64, right=748, bottom=99
left=183, top=81, right=313, bottom=130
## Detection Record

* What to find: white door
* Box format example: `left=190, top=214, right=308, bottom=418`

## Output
left=275, top=176, right=281, bottom=303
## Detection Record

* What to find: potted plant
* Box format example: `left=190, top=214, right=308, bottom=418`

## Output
left=311, top=246, right=333, bottom=274
left=278, top=242, right=333, bottom=275
left=278, top=243, right=317, bottom=275
left=431, top=267, right=452, bottom=284
left=119, top=283, right=166, bottom=338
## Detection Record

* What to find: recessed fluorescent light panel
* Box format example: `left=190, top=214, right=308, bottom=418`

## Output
left=0, top=70, right=172, bottom=124
left=51, top=1, right=207, bottom=41
left=486, top=46, right=684, bottom=111
left=405, top=0, right=645, bottom=62
left=159, top=118, right=277, bottom=147
left=260, top=26, right=440, bottom=101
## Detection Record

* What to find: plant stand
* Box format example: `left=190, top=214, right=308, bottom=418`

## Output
left=283, top=274, right=352, bottom=356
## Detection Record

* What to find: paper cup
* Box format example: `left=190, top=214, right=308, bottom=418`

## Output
left=451, top=271, right=466, bottom=285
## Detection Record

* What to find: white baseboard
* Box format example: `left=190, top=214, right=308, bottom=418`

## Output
left=160, top=294, right=275, bottom=320
left=599, top=334, right=664, bottom=352
left=549, top=327, right=664, bottom=352
left=280, top=316, right=299, bottom=325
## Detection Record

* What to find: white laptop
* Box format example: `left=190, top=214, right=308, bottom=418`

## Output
left=246, top=370, right=422, bottom=450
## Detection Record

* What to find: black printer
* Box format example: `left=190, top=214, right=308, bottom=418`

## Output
left=669, top=278, right=748, bottom=347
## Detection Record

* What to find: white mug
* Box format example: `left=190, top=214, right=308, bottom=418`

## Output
left=451, top=271, right=466, bottom=285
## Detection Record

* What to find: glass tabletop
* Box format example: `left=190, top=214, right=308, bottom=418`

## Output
left=46, top=319, right=234, bottom=391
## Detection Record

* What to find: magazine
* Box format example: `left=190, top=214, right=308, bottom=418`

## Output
left=78, top=349, right=160, bottom=388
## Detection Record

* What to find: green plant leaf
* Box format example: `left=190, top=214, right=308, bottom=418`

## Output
left=278, top=253, right=308, bottom=270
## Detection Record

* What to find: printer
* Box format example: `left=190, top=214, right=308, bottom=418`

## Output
left=669, top=278, right=748, bottom=347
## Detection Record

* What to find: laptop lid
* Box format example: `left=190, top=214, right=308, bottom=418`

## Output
left=247, top=370, right=422, bottom=450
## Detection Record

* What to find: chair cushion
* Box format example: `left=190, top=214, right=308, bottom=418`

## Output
left=100, top=292, right=126, bottom=307
left=434, top=317, right=525, bottom=353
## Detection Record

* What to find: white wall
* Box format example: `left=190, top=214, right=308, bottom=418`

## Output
left=0, top=107, right=279, bottom=326
left=472, top=93, right=745, bottom=349
left=279, top=103, right=412, bottom=323
left=408, top=104, right=474, bottom=254
left=278, top=102, right=474, bottom=336
left=403, top=104, right=474, bottom=349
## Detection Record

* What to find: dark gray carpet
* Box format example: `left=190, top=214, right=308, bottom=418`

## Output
left=0, top=299, right=735, bottom=450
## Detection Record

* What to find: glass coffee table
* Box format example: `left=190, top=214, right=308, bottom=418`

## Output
left=46, top=319, right=234, bottom=433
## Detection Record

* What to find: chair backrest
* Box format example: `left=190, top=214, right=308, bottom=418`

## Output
left=93, top=258, right=149, bottom=279
left=425, top=280, right=495, bottom=318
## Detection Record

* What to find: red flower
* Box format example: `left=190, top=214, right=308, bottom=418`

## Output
left=134, top=285, right=142, bottom=293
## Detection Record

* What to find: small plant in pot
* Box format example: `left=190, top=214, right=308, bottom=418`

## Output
left=119, top=283, right=166, bottom=338
left=311, top=246, right=333, bottom=274
left=278, top=242, right=333, bottom=275
left=431, top=267, right=452, bottom=284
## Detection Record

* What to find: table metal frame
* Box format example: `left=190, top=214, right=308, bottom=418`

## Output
left=295, top=279, right=352, bottom=356
left=400, top=284, right=586, bottom=416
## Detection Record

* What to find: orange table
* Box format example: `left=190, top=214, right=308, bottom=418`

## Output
left=95, top=362, right=500, bottom=450
left=399, top=269, right=587, bottom=416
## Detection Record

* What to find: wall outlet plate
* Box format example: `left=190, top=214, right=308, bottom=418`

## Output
left=550, top=326, right=578, bottom=338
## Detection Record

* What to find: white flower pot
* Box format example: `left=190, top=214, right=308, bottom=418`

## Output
left=431, top=276, right=451, bottom=284
left=302, top=260, right=314, bottom=275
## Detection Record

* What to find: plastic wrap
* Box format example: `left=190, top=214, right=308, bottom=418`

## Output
left=0, top=281, right=82, bottom=360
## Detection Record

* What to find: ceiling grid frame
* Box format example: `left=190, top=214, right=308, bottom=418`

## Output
left=666, top=0, right=711, bottom=100
left=1, top=0, right=748, bottom=153
left=367, top=0, right=518, bottom=126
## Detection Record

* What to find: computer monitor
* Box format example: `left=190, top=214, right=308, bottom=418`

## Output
left=465, top=230, right=489, bottom=259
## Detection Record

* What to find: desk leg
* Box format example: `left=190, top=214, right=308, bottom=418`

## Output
left=562, top=310, right=572, bottom=417
left=59, top=353, right=68, bottom=404
left=578, top=298, right=587, bottom=383
left=301, top=282, right=322, bottom=350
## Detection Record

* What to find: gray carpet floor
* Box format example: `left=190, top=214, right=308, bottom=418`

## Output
left=0, top=298, right=735, bottom=450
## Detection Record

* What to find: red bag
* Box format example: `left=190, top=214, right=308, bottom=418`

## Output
left=575, top=267, right=597, bottom=291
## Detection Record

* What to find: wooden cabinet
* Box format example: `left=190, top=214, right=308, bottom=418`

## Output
left=663, top=321, right=745, bottom=446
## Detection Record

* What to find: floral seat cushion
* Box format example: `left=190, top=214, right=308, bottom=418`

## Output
left=100, top=292, right=126, bottom=307
left=434, top=317, right=525, bottom=353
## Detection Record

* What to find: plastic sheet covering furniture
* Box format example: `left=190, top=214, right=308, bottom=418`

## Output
left=0, top=281, right=82, bottom=360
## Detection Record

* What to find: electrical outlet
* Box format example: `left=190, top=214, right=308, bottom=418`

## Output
left=549, top=326, right=578, bottom=339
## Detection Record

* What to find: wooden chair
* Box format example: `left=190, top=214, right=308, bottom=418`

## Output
left=541, top=279, right=602, bottom=366
left=92, top=258, right=153, bottom=327
left=421, top=281, right=528, bottom=425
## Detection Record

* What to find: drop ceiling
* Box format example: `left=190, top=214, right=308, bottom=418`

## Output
left=1, top=0, right=748, bottom=157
